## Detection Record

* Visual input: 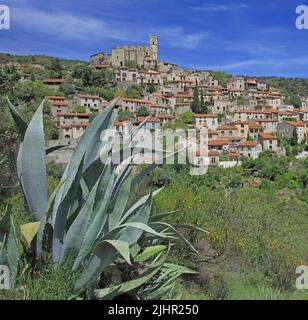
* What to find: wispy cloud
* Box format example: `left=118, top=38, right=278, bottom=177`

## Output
left=192, top=3, right=248, bottom=12
left=12, top=7, right=143, bottom=42
left=155, top=27, right=207, bottom=49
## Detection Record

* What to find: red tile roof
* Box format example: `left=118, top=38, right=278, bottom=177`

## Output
left=46, top=96, right=66, bottom=100
left=48, top=101, right=68, bottom=106
left=285, top=121, right=305, bottom=127
left=122, top=98, right=151, bottom=104
left=217, top=125, right=238, bottom=131
left=259, top=133, right=277, bottom=139
left=156, top=115, right=175, bottom=119
left=208, top=140, right=230, bottom=146
left=194, top=114, right=218, bottom=118
left=238, top=141, right=260, bottom=147
left=72, top=123, right=89, bottom=128
left=57, top=112, right=89, bottom=117
left=77, top=94, right=101, bottom=99
left=137, top=117, right=159, bottom=123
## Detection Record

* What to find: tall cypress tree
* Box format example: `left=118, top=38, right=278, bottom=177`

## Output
left=200, top=89, right=208, bottom=114
left=192, top=79, right=200, bottom=113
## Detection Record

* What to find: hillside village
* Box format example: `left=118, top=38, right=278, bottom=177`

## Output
left=3, top=35, right=308, bottom=167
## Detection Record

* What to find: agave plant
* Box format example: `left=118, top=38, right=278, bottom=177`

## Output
left=0, top=98, right=199, bottom=299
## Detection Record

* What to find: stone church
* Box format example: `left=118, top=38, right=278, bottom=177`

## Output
left=108, top=35, right=158, bottom=69
left=91, top=35, right=181, bottom=73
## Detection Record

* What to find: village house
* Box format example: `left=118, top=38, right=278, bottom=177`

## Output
left=146, top=93, right=173, bottom=108
left=248, top=123, right=264, bottom=140
left=277, top=104, right=295, bottom=112
left=115, top=67, right=138, bottom=83
left=245, top=79, right=258, bottom=91
left=227, top=77, right=245, bottom=91
left=208, top=140, right=230, bottom=154
left=277, top=121, right=306, bottom=144
left=61, top=123, right=89, bottom=140
left=192, top=150, right=211, bottom=168
left=234, top=121, right=250, bottom=138
left=174, top=102, right=192, bottom=116
left=42, top=78, right=65, bottom=90
left=149, top=104, right=172, bottom=115
left=203, top=75, right=219, bottom=87
left=46, top=96, right=68, bottom=117
left=296, top=109, right=308, bottom=122
left=113, top=121, right=133, bottom=135
left=212, top=95, right=233, bottom=114
left=256, top=119, right=279, bottom=133
left=238, top=141, right=262, bottom=159
left=159, top=85, right=176, bottom=97
left=156, top=114, right=176, bottom=127
left=175, top=93, right=193, bottom=105
left=301, top=97, right=308, bottom=109
left=119, top=98, right=152, bottom=113
left=138, top=70, right=163, bottom=86
left=75, top=94, right=102, bottom=112
left=169, top=79, right=194, bottom=91
left=194, top=114, right=218, bottom=131
left=136, top=116, right=160, bottom=130
left=217, top=125, right=239, bottom=137
left=56, top=112, right=90, bottom=127
left=48, top=101, right=69, bottom=118
left=258, top=133, right=278, bottom=152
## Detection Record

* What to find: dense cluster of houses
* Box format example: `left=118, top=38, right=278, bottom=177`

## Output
left=44, top=69, right=308, bottom=168
left=44, top=66, right=308, bottom=166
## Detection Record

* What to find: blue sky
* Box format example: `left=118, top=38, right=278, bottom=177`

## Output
left=1, top=0, right=307, bottom=77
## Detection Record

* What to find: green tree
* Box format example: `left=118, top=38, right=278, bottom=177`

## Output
left=136, top=106, right=149, bottom=117
left=125, top=85, right=143, bottom=99
left=199, top=89, right=208, bottom=114
left=291, top=128, right=298, bottom=146
left=192, top=80, right=200, bottom=114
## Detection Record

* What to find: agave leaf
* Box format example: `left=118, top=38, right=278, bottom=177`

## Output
left=20, top=222, right=40, bottom=247
left=72, top=165, right=114, bottom=271
left=94, top=249, right=168, bottom=300
left=7, top=98, right=28, bottom=138
left=52, top=102, right=116, bottom=256
left=108, top=169, right=132, bottom=230
left=52, top=156, right=85, bottom=263
left=107, top=222, right=172, bottom=242
left=59, top=173, right=103, bottom=266
left=102, top=240, right=131, bottom=265
left=0, top=203, right=10, bottom=242
left=74, top=194, right=155, bottom=291
left=83, top=99, right=117, bottom=170
left=20, top=100, right=47, bottom=221
left=7, top=216, right=19, bottom=288
left=0, top=235, right=7, bottom=265
left=119, top=187, right=163, bottom=225
left=149, top=210, right=179, bottom=223
left=134, top=245, right=167, bottom=262
left=138, top=263, right=197, bottom=300
left=80, top=178, right=89, bottom=200
left=150, top=221, right=199, bottom=254
left=36, top=179, right=66, bottom=260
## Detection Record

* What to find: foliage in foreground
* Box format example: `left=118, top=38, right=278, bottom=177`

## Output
left=0, top=98, right=198, bottom=300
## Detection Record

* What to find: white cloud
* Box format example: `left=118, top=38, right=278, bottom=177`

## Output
left=192, top=3, right=248, bottom=12
left=11, top=7, right=146, bottom=42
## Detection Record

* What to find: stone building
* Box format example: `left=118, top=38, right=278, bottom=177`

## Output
left=109, top=35, right=158, bottom=69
